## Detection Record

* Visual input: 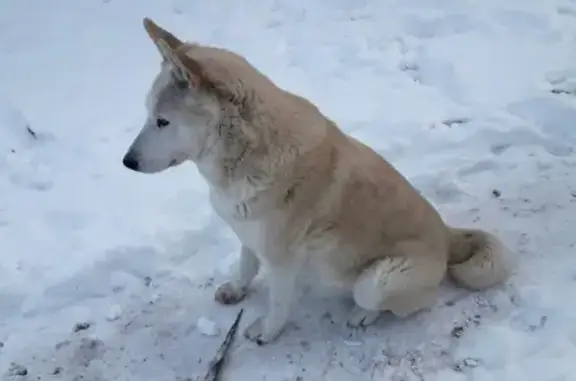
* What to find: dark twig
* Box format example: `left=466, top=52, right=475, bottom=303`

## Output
left=202, top=309, right=244, bottom=381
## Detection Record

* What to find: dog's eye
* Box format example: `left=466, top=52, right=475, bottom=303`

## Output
left=156, top=117, right=170, bottom=129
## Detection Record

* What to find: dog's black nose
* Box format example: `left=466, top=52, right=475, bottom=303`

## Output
left=123, top=155, right=139, bottom=171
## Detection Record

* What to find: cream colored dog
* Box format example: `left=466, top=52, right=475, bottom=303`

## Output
left=122, top=18, right=512, bottom=345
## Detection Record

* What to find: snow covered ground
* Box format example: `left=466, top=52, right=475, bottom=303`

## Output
left=2, top=0, right=576, bottom=379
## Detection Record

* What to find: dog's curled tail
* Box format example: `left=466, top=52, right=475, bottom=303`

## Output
left=447, top=227, right=511, bottom=290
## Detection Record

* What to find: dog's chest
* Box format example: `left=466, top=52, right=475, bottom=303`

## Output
left=209, top=186, right=267, bottom=253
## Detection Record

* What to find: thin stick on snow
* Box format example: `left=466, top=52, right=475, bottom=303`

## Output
left=202, top=309, right=244, bottom=381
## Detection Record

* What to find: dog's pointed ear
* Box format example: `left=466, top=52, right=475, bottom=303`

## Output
left=171, top=47, right=205, bottom=90
left=156, top=39, right=203, bottom=90
left=143, top=18, right=203, bottom=89
left=143, top=17, right=183, bottom=57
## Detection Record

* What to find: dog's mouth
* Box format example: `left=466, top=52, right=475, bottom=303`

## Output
left=169, top=153, right=189, bottom=168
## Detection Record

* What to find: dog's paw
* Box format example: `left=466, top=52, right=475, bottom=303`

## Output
left=243, top=316, right=283, bottom=346
left=214, top=282, right=247, bottom=305
left=346, top=307, right=381, bottom=328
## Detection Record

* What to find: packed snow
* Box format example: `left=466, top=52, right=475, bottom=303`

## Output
left=2, top=0, right=576, bottom=380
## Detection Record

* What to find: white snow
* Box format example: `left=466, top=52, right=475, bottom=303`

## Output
left=195, top=317, right=220, bottom=337
left=1, top=0, right=576, bottom=380
left=105, top=305, right=123, bottom=322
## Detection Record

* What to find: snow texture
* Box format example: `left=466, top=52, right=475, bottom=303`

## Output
left=1, top=0, right=576, bottom=380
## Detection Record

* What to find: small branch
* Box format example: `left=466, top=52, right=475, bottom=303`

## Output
left=202, top=309, right=244, bottom=381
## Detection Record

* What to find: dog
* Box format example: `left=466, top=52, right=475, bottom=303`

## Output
left=122, top=18, right=512, bottom=345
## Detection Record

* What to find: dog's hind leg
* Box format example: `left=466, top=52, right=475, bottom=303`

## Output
left=215, top=246, right=260, bottom=305
left=348, top=242, right=446, bottom=327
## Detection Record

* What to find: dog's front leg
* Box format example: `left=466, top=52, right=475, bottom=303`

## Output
left=243, top=260, right=300, bottom=345
left=215, top=245, right=260, bottom=305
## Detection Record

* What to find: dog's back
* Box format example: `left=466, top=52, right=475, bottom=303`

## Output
left=183, top=41, right=452, bottom=279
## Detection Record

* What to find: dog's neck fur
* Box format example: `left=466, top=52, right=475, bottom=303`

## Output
left=194, top=105, right=258, bottom=191
left=186, top=43, right=336, bottom=210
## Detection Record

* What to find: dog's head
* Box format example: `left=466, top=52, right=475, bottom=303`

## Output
left=122, top=18, right=221, bottom=174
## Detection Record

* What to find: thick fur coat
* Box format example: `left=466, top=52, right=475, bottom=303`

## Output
left=122, top=18, right=512, bottom=345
